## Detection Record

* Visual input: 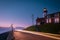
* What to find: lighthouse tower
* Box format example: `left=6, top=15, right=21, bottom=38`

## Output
left=43, top=8, right=48, bottom=17
left=43, top=8, right=48, bottom=23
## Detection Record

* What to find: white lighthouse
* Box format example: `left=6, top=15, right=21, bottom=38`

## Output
left=43, top=8, right=48, bottom=17
left=43, top=8, right=48, bottom=23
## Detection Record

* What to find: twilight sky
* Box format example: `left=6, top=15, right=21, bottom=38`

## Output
left=0, top=0, right=60, bottom=27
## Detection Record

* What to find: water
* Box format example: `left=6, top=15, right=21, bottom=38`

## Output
left=0, top=27, right=24, bottom=34
left=0, top=27, right=12, bottom=34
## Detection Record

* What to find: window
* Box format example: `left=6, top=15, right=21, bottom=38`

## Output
left=46, top=19, right=49, bottom=23
left=49, top=18, right=51, bottom=23
left=54, top=17, right=59, bottom=23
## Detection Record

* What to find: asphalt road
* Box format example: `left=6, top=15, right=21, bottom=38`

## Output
left=13, top=31, right=57, bottom=40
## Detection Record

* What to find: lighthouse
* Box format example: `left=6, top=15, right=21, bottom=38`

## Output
left=43, top=8, right=48, bottom=23
left=43, top=8, right=48, bottom=17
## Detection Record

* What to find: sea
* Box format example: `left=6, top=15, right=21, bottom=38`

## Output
left=0, top=27, right=24, bottom=34
left=0, top=27, right=12, bottom=34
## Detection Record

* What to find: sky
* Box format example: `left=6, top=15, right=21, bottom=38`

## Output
left=0, top=0, right=60, bottom=27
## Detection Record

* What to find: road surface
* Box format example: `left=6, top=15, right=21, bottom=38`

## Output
left=13, top=31, right=57, bottom=40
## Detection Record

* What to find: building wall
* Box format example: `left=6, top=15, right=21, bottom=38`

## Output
left=51, top=17, right=55, bottom=23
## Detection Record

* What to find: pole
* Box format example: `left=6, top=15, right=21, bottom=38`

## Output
left=11, top=24, right=15, bottom=40
left=32, top=14, right=34, bottom=26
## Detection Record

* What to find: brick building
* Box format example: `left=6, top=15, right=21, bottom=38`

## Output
left=36, top=8, right=60, bottom=25
left=46, top=12, right=60, bottom=23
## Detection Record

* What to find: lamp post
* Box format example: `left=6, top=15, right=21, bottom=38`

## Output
left=11, top=24, right=15, bottom=40
left=11, top=24, right=13, bottom=32
left=32, top=14, right=34, bottom=26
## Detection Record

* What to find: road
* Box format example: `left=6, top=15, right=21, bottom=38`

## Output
left=13, top=31, right=57, bottom=40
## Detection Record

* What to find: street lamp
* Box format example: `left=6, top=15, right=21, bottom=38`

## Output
left=11, top=24, right=15, bottom=40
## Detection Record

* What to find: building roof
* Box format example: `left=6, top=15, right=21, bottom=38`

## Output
left=46, top=12, right=60, bottom=17
left=47, top=12, right=60, bottom=16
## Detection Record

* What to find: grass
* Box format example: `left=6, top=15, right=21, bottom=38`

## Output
left=25, top=23, right=60, bottom=34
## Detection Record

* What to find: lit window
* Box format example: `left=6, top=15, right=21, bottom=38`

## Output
left=49, top=18, right=51, bottom=23
left=55, top=18, right=59, bottom=23
left=46, top=19, right=48, bottom=23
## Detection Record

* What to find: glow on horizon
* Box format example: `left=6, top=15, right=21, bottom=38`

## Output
left=0, top=23, right=30, bottom=27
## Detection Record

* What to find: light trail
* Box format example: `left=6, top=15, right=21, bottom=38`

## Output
left=15, top=29, right=60, bottom=40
